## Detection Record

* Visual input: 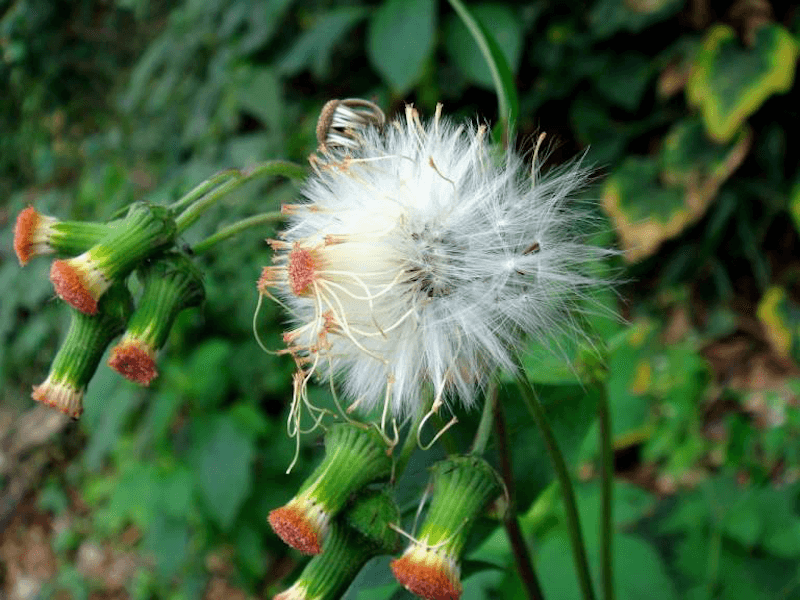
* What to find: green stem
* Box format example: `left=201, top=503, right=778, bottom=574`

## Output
left=445, top=0, right=517, bottom=142
left=512, top=359, right=596, bottom=600
left=393, top=399, right=430, bottom=482
left=169, top=169, right=241, bottom=212
left=191, top=211, right=284, bottom=255
left=471, top=378, right=498, bottom=456
left=174, top=161, right=306, bottom=233
left=598, top=388, right=614, bottom=600
left=494, top=400, right=546, bottom=600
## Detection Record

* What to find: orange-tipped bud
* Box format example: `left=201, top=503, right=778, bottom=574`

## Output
left=391, top=456, right=502, bottom=600
left=107, top=253, right=203, bottom=386
left=48, top=202, right=176, bottom=314
left=32, top=375, right=84, bottom=419
left=50, top=257, right=108, bottom=315
left=14, top=207, right=109, bottom=266
left=273, top=491, right=400, bottom=600
left=391, top=546, right=462, bottom=600
left=269, top=501, right=327, bottom=555
left=32, top=283, right=132, bottom=418
left=14, top=207, right=54, bottom=265
left=108, top=338, right=158, bottom=386
left=268, top=424, right=392, bottom=553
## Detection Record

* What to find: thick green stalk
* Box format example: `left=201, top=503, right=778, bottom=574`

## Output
left=512, top=360, right=597, bottom=600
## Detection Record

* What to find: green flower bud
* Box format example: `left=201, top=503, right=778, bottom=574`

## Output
left=391, top=456, right=502, bottom=600
left=108, top=253, right=204, bottom=385
left=50, top=202, right=176, bottom=315
left=274, top=490, right=400, bottom=600
left=269, top=423, right=393, bottom=555
left=32, top=283, right=132, bottom=418
left=13, top=207, right=110, bottom=266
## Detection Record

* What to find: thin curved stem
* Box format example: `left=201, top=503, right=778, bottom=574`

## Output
left=175, top=161, right=306, bottom=234
left=512, top=359, right=596, bottom=600
left=598, top=388, right=614, bottom=600
left=494, top=399, right=546, bottom=600
left=191, top=211, right=283, bottom=255
left=169, top=169, right=241, bottom=213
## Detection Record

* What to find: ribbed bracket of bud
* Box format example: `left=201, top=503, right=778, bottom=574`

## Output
left=274, top=491, right=400, bottom=600
left=50, top=202, right=176, bottom=314
left=108, top=253, right=204, bottom=385
left=391, top=456, right=502, bottom=600
left=32, top=283, right=132, bottom=418
left=14, top=207, right=109, bottom=265
left=269, top=423, right=392, bottom=554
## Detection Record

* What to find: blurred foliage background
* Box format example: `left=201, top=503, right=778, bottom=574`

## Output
left=1, top=0, right=800, bottom=599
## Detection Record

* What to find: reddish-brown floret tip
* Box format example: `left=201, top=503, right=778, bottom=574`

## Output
left=108, top=341, right=158, bottom=386
left=14, top=207, right=41, bottom=266
left=391, top=555, right=462, bottom=600
left=50, top=259, right=98, bottom=315
left=287, top=247, right=317, bottom=296
left=268, top=505, right=323, bottom=555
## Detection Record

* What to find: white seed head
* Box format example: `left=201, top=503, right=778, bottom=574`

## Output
left=261, top=104, right=610, bottom=420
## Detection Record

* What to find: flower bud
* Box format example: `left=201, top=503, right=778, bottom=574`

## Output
left=269, top=423, right=393, bottom=555
left=108, top=253, right=204, bottom=385
left=391, top=456, right=502, bottom=600
left=13, top=207, right=110, bottom=266
left=32, top=283, right=132, bottom=418
left=50, top=202, right=176, bottom=315
left=274, top=490, right=400, bottom=600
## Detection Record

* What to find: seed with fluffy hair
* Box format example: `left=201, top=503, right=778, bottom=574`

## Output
left=259, top=103, right=609, bottom=420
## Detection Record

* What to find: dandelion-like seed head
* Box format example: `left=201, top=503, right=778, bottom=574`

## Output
left=261, top=101, right=609, bottom=422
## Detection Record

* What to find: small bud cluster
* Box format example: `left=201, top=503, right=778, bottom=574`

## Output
left=14, top=202, right=204, bottom=417
left=269, top=423, right=501, bottom=600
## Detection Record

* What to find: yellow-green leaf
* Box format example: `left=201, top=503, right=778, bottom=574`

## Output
left=687, top=24, right=799, bottom=142
left=757, top=286, right=800, bottom=363
left=660, top=115, right=752, bottom=207
left=602, top=157, right=687, bottom=262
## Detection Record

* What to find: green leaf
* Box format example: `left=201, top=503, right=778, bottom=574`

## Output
left=604, top=320, right=658, bottom=446
left=192, top=415, right=255, bottom=530
left=687, top=24, right=799, bottom=142
left=182, top=339, right=233, bottom=408
left=536, top=530, right=677, bottom=600
left=443, top=4, right=524, bottom=90
left=588, top=0, right=684, bottom=39
left=278, top=7, right=368, bottom=78
left=236, top=68, right=282, bottom=131
left=592, top=53, right=652, bottom=111
left=367, top=0, right=436, bottom=93
left=144, top=513, right=190, bottom=578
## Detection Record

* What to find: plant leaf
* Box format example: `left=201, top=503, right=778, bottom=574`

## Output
left=367, top=0, right=436, bottom=94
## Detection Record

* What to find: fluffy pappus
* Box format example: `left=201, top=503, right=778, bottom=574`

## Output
left=259, top=102, right=611, bottom=425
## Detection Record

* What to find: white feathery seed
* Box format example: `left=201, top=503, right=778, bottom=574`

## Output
left=259, top=102, right=610, bottom=427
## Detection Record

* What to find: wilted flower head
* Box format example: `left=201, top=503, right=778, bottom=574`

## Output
left=260, top=101, right=609, bottom=421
